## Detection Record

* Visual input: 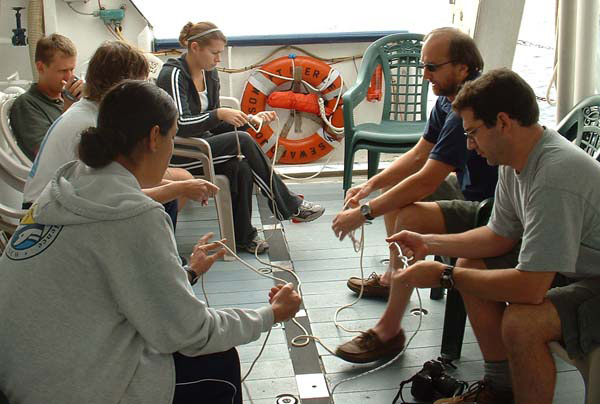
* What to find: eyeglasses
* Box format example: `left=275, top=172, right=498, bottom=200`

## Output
left=464, top=124, right=486, bottom=142
left=419, top=60, right=455, bottom=72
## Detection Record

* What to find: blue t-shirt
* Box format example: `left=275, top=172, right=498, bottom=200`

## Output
left=423, top=96, right=498, bottom=201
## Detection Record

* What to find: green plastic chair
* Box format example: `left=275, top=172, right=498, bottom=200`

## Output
left=342, top=33, right=429, bottom=191
left=557, top=95, right=600, bottom=158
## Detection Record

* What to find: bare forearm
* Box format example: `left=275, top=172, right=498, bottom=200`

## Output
left=453, top=267, right=554, bottom=304
left=424, top=226, right=517, bottom=259
left=143, top=182, right=183, bottom=204
left=369, top=172, right=441, bottom=217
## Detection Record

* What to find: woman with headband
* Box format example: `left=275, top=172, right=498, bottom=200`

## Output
left=157, top=21, right=325, bottom=254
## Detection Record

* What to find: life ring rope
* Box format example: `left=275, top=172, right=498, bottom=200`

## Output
left=251, top=66, right=344, bottom=135
left=241, top=55, right=345, bottom=164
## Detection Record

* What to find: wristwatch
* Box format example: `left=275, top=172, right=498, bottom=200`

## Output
left=184, top=265, right=199, bottom=286
left=440, top=265, right=455, bottom=289
left=359, top=203, right=375, bottom=221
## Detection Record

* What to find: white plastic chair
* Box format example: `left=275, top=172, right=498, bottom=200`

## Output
left=0, top=96, right=33, bottom=167
left=172, top=136, right=236, bottom=261
left=549, top=341, right=600, bottom=404
left=170, top=96, right=246, bottom=261
left=0, top=137, right=28, bottom=233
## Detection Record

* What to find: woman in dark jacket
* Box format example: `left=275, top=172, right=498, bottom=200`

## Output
left=157, top=21, right=325, bottom=254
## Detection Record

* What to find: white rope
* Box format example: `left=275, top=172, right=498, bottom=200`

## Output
left=212, top=118, right=425, bottom=393
left=330, top=244, right=423, bottom=395
left=266, top=114, right=334, bottom=181
left=278, top=152, right=336, bottom=181
left=175, top=378, right=237, bottom=404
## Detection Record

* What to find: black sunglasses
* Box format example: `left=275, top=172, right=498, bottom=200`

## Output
left=419, top=60, right=455, bottom=72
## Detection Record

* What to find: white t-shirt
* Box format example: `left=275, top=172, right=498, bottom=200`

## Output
left=198, top=71, right=208, bottom=113
left=24, top=98, right=99, bottom=203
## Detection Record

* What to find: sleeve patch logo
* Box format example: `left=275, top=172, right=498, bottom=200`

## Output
left=5, top=224, right=63, bottom=261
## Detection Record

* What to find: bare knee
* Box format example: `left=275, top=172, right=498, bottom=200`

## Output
left=165, top=167, right=194, bottom=181
left=396, top=205, right=423, bottom=231
left=394, top=202, right=446, bottom=234
left=502, top=302, right=560, bottom=348
left=501, top=304, right=535, bottom=349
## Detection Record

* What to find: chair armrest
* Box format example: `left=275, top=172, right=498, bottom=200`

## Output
left=219, top=96, right=241, bottom=110
left=0, top=202, right=25, bottom=234
left=0, top=203, right=26, bottom=219
left=0, top=97, right=33, bottom=167
left=0, top=146, right=28, bottom=192
left=172, top=137, right=216, bottom=183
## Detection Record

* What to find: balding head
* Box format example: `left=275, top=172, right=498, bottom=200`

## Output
left=425, top=27, right=483, bottom=79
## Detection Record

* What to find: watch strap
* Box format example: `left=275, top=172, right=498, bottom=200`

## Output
left=440, top=265, right=455, bottom=289
left=360, top=203, right=375, bottom=221
left=184, top=265, right=199, bottom=285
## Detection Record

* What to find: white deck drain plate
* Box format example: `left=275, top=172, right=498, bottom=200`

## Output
left=295, top=373, right=330, bottom=399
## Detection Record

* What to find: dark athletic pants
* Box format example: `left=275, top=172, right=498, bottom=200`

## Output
left=172, top=129, right=302, bottom=245
left=172, top=348, right=242, bottom=404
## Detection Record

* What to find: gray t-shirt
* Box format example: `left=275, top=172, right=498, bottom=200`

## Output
left=488, top=128, right=600, bottom=278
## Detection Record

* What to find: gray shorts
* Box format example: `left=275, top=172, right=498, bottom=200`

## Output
left=431, top=183, right=520, bottom=269
left=547, top=277, right=600, bottom=359
left=424, top=174, right=465, bottom=203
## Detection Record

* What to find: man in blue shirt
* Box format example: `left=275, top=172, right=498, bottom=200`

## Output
left=332, top=27, right=499, bottom=363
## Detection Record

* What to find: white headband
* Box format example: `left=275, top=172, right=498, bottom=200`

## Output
left=187, top=28, right=221, bottom=42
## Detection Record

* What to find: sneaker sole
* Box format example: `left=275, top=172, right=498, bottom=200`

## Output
left=291, top=208, right=325, bottom=223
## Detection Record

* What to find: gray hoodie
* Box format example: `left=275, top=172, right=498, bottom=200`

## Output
left=0, top=160, right=274, bottom=404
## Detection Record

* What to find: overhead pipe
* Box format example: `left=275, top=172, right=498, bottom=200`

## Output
left=43, top=0, right=58, bottom=34
left=556, top=0, right=577, bottom=122
left=27, top=0, right=45, bottom=81
left=574, top=0, right=599, bottom=104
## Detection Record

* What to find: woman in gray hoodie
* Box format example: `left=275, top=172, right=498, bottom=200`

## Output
left=0, top=80, right=301, bottom=404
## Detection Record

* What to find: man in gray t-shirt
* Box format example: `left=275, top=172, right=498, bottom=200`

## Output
left=388, top=69, right=600, bottom=404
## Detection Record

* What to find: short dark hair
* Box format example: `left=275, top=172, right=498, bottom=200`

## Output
left=78, top=80, right=177, bottom=168
left=452, top=68, right=539, bottom=127
left=34, top=33, right=77, bottom=65
left=425, top=27, right=483, bottom=79
left=85, top=41, right=149, bottom=102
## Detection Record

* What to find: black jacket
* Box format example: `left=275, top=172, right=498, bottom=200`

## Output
left=157, top=55, right=230, bottom=137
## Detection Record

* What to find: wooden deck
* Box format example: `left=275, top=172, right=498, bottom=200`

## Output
left=175, top=178, right=585, bottom=404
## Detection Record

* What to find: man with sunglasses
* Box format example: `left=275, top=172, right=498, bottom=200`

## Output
left=333, top=27, right=499, bottom=363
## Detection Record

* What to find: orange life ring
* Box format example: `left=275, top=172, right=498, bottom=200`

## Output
left=240, top=55, right=344, bottom=164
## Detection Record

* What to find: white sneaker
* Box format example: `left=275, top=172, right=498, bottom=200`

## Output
left=291, top=200, right=325, bottom=222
